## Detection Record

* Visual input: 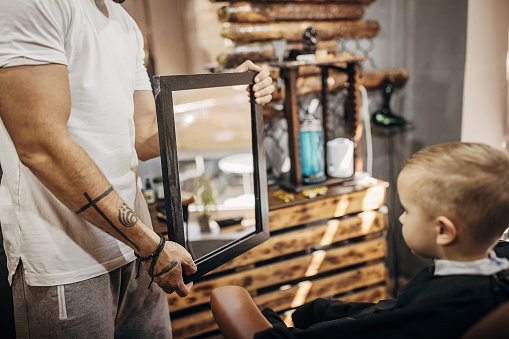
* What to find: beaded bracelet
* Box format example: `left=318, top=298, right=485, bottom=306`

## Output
left=134, top=233, right=166, bottom=289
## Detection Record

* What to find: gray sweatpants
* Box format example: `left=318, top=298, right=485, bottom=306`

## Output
left=12, top=259, right=172, bottom=339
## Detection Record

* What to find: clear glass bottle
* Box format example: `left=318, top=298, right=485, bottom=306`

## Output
left=144, top=178, right=155, bottom=204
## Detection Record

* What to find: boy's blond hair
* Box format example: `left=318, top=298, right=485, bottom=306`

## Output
left=400, top=142, right=509, bottom=247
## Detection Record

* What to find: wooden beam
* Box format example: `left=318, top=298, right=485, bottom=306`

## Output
left=270, top=68, right=409, bottom=100
left=218, top=2, right=365, bottom=23
left=210, top=0, right=375, bottom=3
left=360, top=68, right=410, bottom=88
left=171, top=309, right=217, bottom=339
left=212, top=210, right=386, bottom=273
left=268, top=185, right=387, bottom=229
left=252, top=262, right=387, bottom=311
left=217, top=40, right=340, bottom=67
left=221, top=20, right=380, bottom=42
left=218, top=59, right=408, bottom=91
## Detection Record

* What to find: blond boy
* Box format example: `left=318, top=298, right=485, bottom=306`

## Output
left=255, top=142, right=509, bottom=339
left=398, top=142, right=509, bottom=263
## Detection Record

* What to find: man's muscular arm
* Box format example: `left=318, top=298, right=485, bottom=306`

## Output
left=0, top=64, right=196, bottom=296
left=133, top=90, right=160, bottom=161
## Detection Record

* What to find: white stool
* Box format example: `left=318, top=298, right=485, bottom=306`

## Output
left=218, top=153, right=253, bottom=194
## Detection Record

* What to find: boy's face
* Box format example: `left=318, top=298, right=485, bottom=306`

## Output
left=397, top=170, right=438, bottom=258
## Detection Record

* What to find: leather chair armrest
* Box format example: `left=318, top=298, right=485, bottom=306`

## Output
left=210, top=285, right=272, bottom=339
left=461, top=300, right=509, bottom=339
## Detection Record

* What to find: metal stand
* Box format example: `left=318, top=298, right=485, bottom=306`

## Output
left=270, top=56, right=364, bottom=192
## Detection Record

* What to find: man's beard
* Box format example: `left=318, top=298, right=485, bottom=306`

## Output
left=112, top=0, right=125, bottom=3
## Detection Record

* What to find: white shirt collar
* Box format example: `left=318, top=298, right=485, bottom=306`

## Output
left=434, top=251, right=509, bottom=276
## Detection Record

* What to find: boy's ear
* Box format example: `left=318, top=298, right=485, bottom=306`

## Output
left=435, top=216, right=458, bottom=246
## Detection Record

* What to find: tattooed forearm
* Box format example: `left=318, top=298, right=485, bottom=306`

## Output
left=118, top=203, right=139, bottom=227
left=75, top=186, right=113, bottom=214
left=75, top=187, right=140, bottom=251
left=152, top=261, right=178, bottom=278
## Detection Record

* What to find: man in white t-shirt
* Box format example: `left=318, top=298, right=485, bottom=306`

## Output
left=0, top=0, right=274, bottom=337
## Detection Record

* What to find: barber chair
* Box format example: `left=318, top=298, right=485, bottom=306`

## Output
left=210, top=285, right=509, bottom=339
left=461, top=299, right=509, bottom=338
left=211, top=286, right=271, bottom=339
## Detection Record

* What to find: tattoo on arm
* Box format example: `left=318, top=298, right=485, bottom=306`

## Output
left=75, top=186, right=140, bottom=251
left=153, top=261, right=178, bottom=278
left=75, top=186, right=113, bottom=214
left=118, top=203, right=139, bottom=227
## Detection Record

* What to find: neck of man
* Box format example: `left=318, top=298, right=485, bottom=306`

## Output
left=94, top=0, right=108, bottom=17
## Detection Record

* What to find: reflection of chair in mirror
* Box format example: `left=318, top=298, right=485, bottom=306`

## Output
left=218, top=153, right=254, bottom=197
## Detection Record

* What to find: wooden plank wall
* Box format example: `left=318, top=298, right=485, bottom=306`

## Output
left=169, top=181, right=388, bottom=338
left=210, top=0, right=408, bottom=120
left=213, top=0, right=380, bottom=68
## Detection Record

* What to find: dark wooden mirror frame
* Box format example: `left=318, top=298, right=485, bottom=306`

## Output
left=153, top=72, right=270, bottom=283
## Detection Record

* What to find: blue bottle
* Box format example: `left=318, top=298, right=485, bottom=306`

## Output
left=299, top=113, right=326, bottom=184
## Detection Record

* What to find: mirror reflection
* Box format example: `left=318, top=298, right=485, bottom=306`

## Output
left=172, top=85, right=256, bottom=260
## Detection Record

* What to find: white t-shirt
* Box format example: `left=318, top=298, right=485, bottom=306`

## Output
left=0, top=0, right=153, bottom=286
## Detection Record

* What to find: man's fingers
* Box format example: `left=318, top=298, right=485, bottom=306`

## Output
left=254, top=85, right=274, bottom=105
left=254, top=84, right=275, bottom=98
left=252, top=71, right=275, bottom=105
left=256, top=93, right=273, bottom=105
left=162, top=287, right=175, bottom=295
left=235, top=61, right=274, bottom=105
left=175, top=281, right=193, bottom=297
left=253, top=75, right=273, bottom=92
left=235, top=60, right=261, bottom=73
left=254, top=68, right=270, bottom=84
left=247, top=92, right=274, bottom=105
left=183, top=260, right=198, bottom=275
left=156, top=267, right=192, bottom=296
left=177, top=244, right=197, bottom=274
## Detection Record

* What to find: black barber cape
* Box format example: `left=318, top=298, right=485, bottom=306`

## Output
left=255, top=265, right=509, bottom=339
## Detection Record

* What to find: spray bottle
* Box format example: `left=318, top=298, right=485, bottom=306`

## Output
left=299, top=98, right=326, bottom=184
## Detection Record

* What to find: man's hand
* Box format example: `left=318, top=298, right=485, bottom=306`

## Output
left=143, top=240, right=197, bottom=297
left=235, top=60, right=275, bottom=105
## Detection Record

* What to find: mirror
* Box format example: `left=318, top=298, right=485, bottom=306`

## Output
left=153, top=72, right=270, bottom=283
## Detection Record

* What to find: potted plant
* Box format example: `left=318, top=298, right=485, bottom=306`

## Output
left=193, top=174, right=219, bottom=233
